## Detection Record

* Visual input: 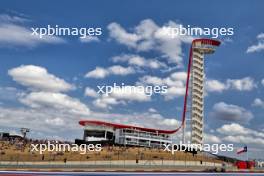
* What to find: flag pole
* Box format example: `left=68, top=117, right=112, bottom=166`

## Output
left=246, top=150, right=248, bottom=161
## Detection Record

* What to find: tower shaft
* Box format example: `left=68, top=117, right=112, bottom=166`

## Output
left=190, top=50, right=204, bottom=144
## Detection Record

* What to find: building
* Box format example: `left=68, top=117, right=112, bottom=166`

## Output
left=76, top=120, right=174, bottom=148
left=0, top=132, right=10, bottom=140
left=184, top=39, right=220, bottom=145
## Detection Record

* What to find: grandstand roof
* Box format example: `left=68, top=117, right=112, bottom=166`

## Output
left=79, top=120, right=177, bottom=134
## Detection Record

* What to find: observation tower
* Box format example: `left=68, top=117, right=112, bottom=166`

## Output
left=182, top=39, right=221, bottom=145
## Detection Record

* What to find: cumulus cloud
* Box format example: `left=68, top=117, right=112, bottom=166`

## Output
left=0, top=14, right=65, bottom=48
left=112, top=54, right=167, bottom=69
left=148, top=108, right=157, bottom=113
left=226, top=77, right=256, bottom=91
left=247, top=33, right=264, bottom=53
left=252, top=98, right=264, bottom=108
left=108, top=22, right=140, bottom=48
left=84, top=87, right=98, bottom=98
left=223, top=135, right=264, bottom=146
left=217, top=123, right=264, bottom=138
left=0, top=107, right=80, bottom=135
left=261, top=79, right=264, bottom=86
left=79, top=36, right=99, bottom=43
left=45, top=117, right=65, bottom=126
left=205, top=79, right=227, bottom=93
left=159, top=118, right=179, bottom=127
left=8, top=65, right=74, bottom=92
left=204, top=133, right=222, bottom=143
left=109, top=65, right=135, bottom=75
left=205, top=77, right=256, bottom=94
left=214, top=123, right=264, bottom=147
left=108, top=19, right=193, bottom=65
left=93, top=95, right=123, bottom=109
left=19, top=92, right=90, bottom=115
left=85, top=67, right=109, bottom=79
left=85, top=65, right=135, bottom=79
left=210, top=102, right=253, bottom=123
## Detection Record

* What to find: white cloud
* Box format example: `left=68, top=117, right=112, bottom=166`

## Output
left=205, top=79, right=227, bottom=93
left=93, top=95, right=123, bottom=109
left=19, top=92, right=90, bottom=115
left=85, top=65, right=135, bottom=79
left=0, top=106, right=81, bottom=135
left=85, top=67, right=109, bottom=79
left=204, top=133, right=222, bottom=143
left=215, top=123, right=264, bottom=147
left=148, top=108, right=157, bottom=113
left=226, top=77, right=256, bottom=91
left=139, top=75, right=164, bottom=86
left=108, top=22, right=140, bottom=48
left=217, top=123, right=264, bottom=138
left=252, top=98, right=264, bottom=108
left=108, top=65, right=135, bottom=75
left=257, top=33, right=264, bottom=39
left=108, top=19, right=193, bottom=65
left=205, top=77, right=256, bottom=94
left=79, top=36, right=99, bottom=43
left=261, top=79, right=264, bottom=86
left=112, top=54, right=167, bottom=69
left=205, top=77, right=256, bottom=93
left=45, top=117, right=64, bottom=126
left=160, top=118, right=179, bottom=127
left=0, top=14, right=65, bottom=48
left=210, top=102, right=253, bottom=123
left=84, top=87, right=98, bottom=98
left=247, top=33, right=264, bottom=53
left=223, top=135, right=264, bottom=146
left=8, top=65, right=74, bottom=92
left=217, top=123, right=249, bottom=136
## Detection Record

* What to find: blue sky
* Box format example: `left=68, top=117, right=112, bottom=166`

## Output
left=0, top=0, right=263, bottom=159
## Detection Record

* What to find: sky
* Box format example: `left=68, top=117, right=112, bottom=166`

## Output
left=0, top=0, right=263, bottom=159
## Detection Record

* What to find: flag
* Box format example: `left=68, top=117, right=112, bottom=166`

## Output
left=237, top=146, right=247, bottom=155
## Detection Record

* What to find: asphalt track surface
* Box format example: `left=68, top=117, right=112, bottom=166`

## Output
left=0, top=171, right=264, bottom=176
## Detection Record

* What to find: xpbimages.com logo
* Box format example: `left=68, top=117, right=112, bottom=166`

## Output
left=30, top=141, right=102, bottom=154
left=96, top=83, right=168, bottom=96
left=160, top=25, right=234, bottom=39
left=163, top=141, right=234, bottom=155
left=31, top=25, right=102, bottom=38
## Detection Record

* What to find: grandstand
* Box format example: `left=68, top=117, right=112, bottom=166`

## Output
left=75, top=120, right=173, bottom=148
